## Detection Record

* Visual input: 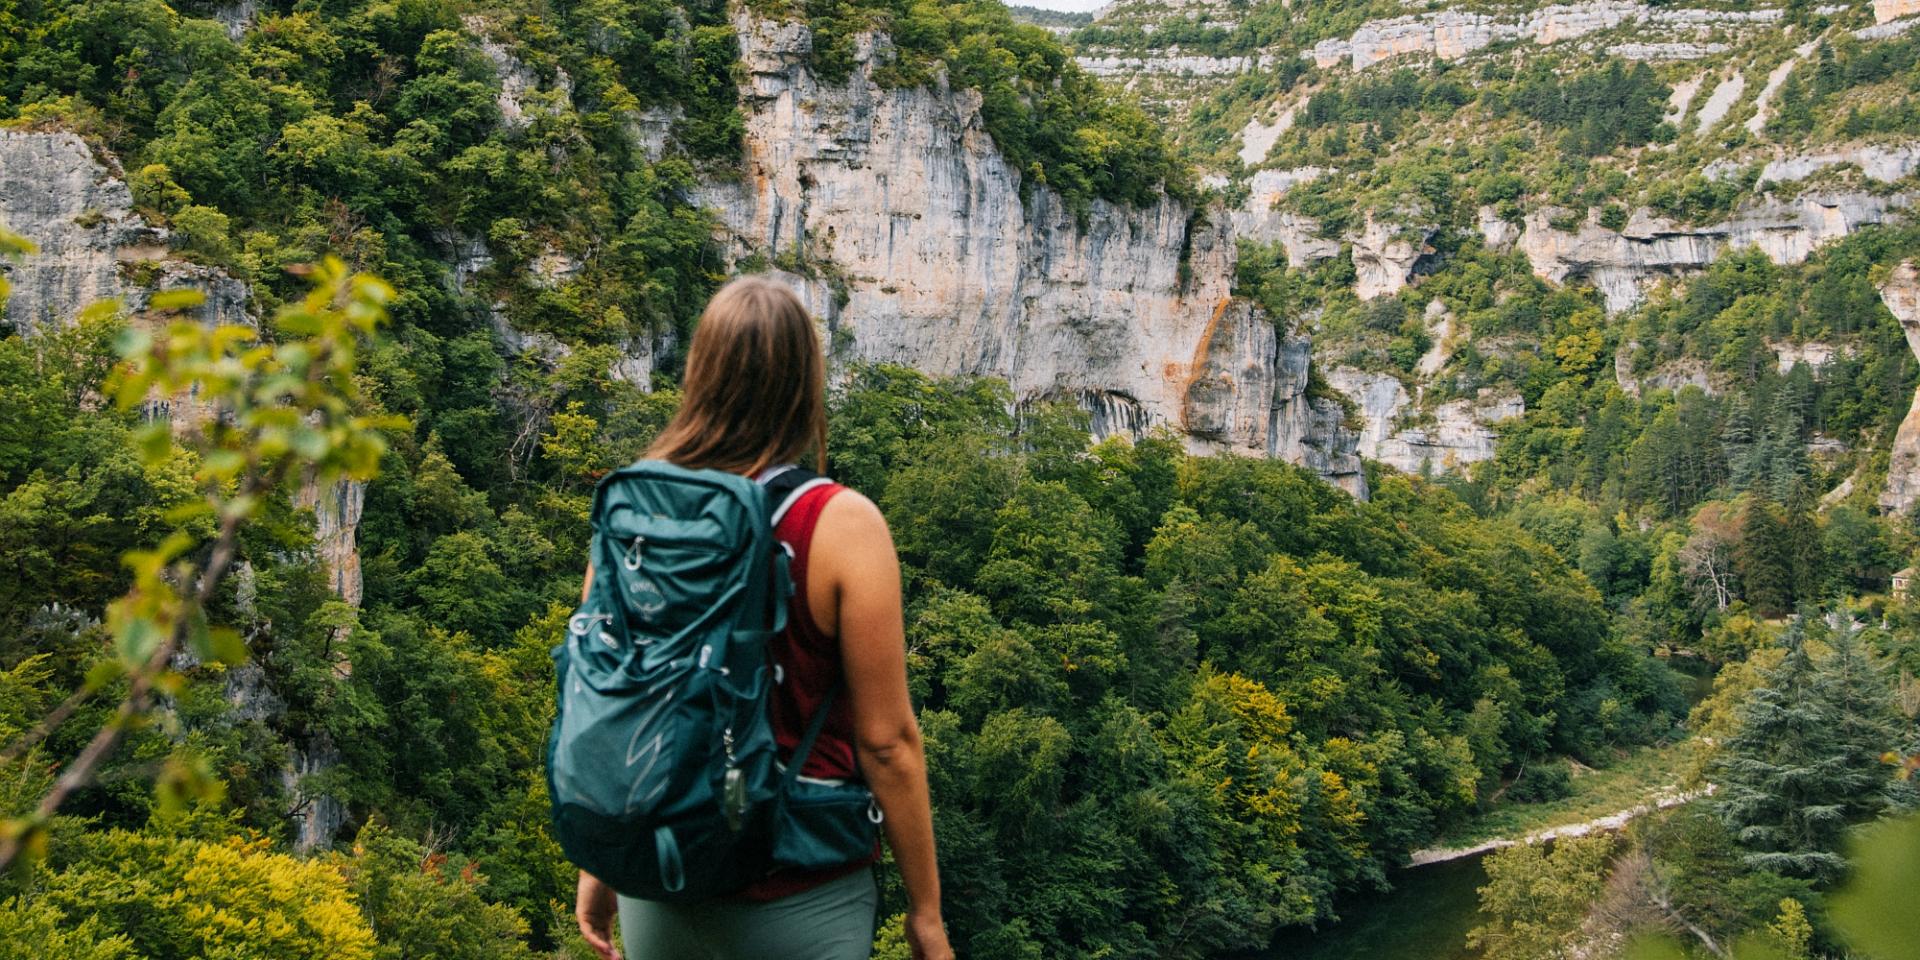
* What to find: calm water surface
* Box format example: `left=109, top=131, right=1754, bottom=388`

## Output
left=1258, top=854, right=1489, bottom=960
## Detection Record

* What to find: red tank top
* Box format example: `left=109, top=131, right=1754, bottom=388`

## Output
left=735, top=481, right=879, bottom=901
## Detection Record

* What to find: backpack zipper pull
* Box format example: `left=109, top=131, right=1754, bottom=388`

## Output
left=623, top=535, right=646, bottom=571
left=723, top=765, right=746, bottom=832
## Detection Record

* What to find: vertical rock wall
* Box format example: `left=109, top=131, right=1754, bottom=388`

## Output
left=1880, top=261, right=1920, bottom=514
left=699, top=14, right=1365, bottom=491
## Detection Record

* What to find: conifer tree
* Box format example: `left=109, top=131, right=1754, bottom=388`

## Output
left=1783, top=485, right=1827, bottom=605
left=1812, top=616, right=1904, bottom=820
left=1736, top=500, right=1795, bottom=617
left=1723, top=394, right=1756, bottom=489
left=1714, top=619, right=1897, bottom=879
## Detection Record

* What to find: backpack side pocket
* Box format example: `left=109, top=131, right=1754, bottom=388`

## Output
left=772, top=777, right=882, bottom=871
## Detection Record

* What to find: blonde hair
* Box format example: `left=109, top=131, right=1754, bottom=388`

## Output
left=645, top=276, right=828, bottom=476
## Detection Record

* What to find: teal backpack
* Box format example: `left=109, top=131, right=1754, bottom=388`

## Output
left=547, top=461, right=880, bottom=901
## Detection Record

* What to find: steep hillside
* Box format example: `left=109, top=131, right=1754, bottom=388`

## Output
left=1071, top=0, right=1920, bottom=496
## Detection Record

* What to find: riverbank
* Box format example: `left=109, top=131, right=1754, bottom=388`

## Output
left=1420, top=738, right=1700, bottom=854
left=1408, top=786, right=1711, bottom=866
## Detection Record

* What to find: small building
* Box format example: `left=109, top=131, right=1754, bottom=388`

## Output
left=1895, top=566, right=1917, bottom=601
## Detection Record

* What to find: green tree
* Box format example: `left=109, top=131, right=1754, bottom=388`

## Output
left=1468, top=835, right=1617, bottom=960
left=1713, top=620, right=1898, bottom=879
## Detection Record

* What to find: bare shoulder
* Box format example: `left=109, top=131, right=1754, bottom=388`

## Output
left=816, top=487, right=893, bottom=544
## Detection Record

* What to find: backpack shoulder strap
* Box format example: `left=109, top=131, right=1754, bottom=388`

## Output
left=758, top=465, right=833, bottom=530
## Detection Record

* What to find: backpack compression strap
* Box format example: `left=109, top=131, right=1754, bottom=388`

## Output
left=758, top=464, right=832, bottom=527
left=755, top=465, right=852, bottom=793
left=782, top=679, right=845, bottom=792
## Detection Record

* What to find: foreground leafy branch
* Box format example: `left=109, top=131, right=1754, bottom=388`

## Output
left=0, top=257, right=392, bottom=871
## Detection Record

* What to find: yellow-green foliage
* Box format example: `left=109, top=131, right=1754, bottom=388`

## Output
left=1469, top=835, right=1617, bottom=960
left=0, top=895, right=132, bottom=959
left=344, top=824, right=535, bottom=960
left=37, top=831, right=377, bottom=960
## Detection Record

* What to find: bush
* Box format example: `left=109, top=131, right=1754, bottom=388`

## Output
left=1507, top=762, right=1574, bottom=803
left=168, top=205, right=234, bottom=263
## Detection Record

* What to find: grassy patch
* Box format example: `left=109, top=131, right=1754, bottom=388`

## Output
left=1434, top=739, right=1696, bottom=849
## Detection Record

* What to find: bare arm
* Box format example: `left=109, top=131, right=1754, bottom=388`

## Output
left=814, top=492, right=952, bottom=960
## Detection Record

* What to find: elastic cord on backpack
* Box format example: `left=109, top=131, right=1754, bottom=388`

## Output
left=655, top=825, right=685, bottom=893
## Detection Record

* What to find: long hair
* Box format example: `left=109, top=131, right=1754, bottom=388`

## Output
left=645, top=276, right=828, bottom=476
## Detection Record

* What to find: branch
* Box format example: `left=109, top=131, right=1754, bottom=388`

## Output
left=0, top=466, right=277, bottom=872
left=0, top=683, right=98, bottom=768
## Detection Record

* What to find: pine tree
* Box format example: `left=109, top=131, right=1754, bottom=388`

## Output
left=1764, top=387, right=1809, bottom=502
left=1737, top=500, right=1795, bottom=617
left=1783, top=484, right=1827, bottom=605
left=1723, top=394, right=1756, bottom=489
left=1714, top=620, right=1897, bottom=879
left=1813, top=42, right=1841, bottom=100
left=1812, top=616, right=1904, bottom=820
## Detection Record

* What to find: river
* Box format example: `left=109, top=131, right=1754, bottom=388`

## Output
left=1258, top=854, right=1491, bottom=960
left=1254, top=656, right=1712, bottom=960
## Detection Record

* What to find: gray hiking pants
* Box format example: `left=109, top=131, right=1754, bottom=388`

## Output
left=617, top=867, right=877, bottom=960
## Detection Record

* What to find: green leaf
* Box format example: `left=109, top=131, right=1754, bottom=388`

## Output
left=290, top=428, right=329, bottom=461
left=163, top=500, right=216, bottom=525
left=207, top=626, right=248, bottom=666
left=114, top=616, right=167, bottom=669
left=134, top=422, right=173, bottom=463
left=219, top=493, right=258, bottom=521
left=202, top=449, right=247, bottom=480
left=1830, top=813, right=1920, bottom=960
left=83, top=659, right=126, bottom=691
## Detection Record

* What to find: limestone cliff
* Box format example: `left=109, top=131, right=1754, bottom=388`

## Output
left=698, top=14, right=1365, bottom=491
left=0, top=130, right=249, bottom=332
left=1880, top=261, right=1920, bottom=514
left=1505, top=193, right=1911, bottom=313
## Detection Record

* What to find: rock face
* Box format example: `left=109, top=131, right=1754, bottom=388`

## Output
left=465, top=15, right=573, bottom=132
left=1753, top=142, right=1920, bottom=186
left=1352, top=215, right=1433, bottom=300
left=1324, top=367, right=1523, bottom=476
left=1237, top=105, right=1297, bottom=166
left=1512, top=194, right=1910, bottom=312
left=0, top=131, right=249, bottom=331
left=1877, top=0, right=1920, bottom=23
left=1305, top=1, right=1778, bottom=72
left=295, top=480, right=366, bottom=608
left=1694, top=72, right=1746, bottom=131
left=699, top=14, right=1362, bottom=488
left=1880, top=261, right=1920, bottom=514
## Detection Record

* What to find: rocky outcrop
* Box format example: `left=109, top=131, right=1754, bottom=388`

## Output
left=1324, top=366, right=1522, bottom=476
left=1750, top=142, right=1920, bottom=185
left=464, top=15, right=573, bottom=132
left=1307, top=1, right=1779, bottom=72
left=1512, top=194, right=1910, bottom=312
left=1877, top=0, right=1920, bottom=23
left=1270, top=336, right=1368, bottom=495
left=0, top=131, right=249, bottom=332
left=1078, top=50, right=1276, bottom=78
left=1238, top=105, right=1298, bottom=166
left=1772, top=339, right=1848, bottom=373
left=1880, top=261, right=1920, bottom=514
left=295, top=479, right=366, bottom=608
left=699, top=14, right=1362, bottom=486
left=1231, top=196, right=1339, bottom=266
left=1694, top=72, right=1746, bottom=132
left=1748, top=42, right=1818, bottom=137
left=1352, top=215, right=1434, bottom=300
